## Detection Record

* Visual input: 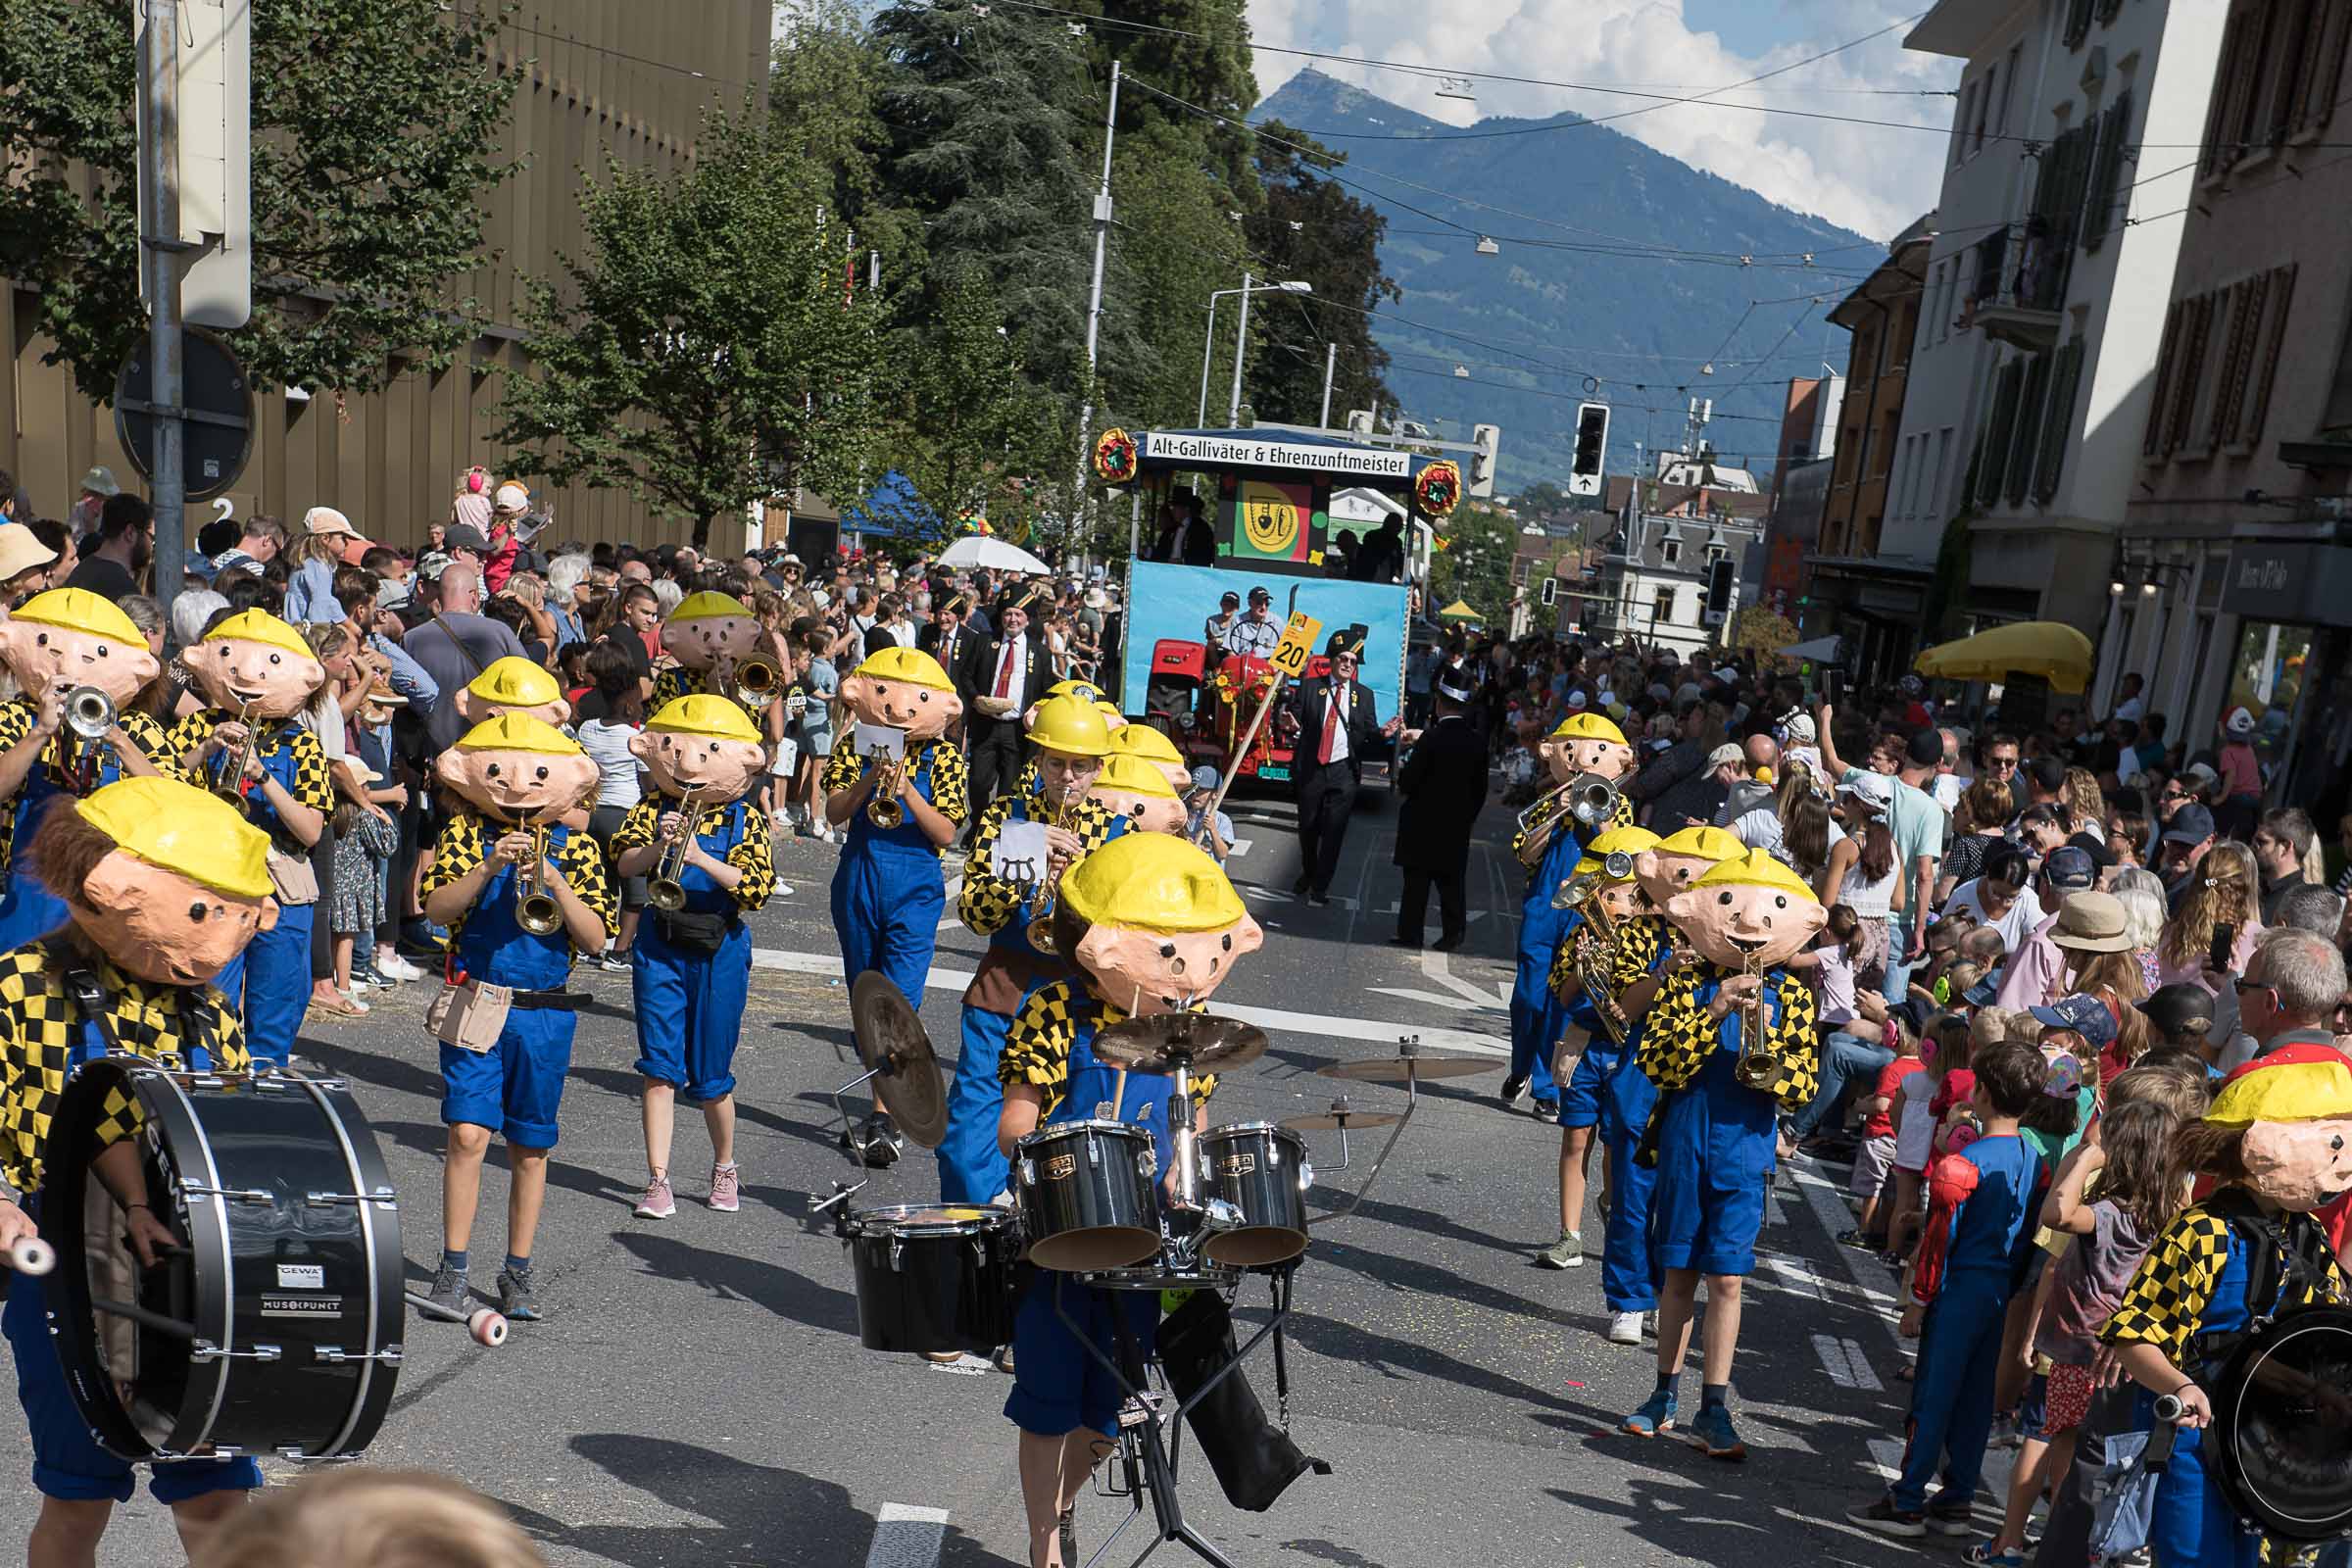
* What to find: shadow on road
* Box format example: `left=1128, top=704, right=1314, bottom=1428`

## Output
left=609, top=1229, right=858, bottom=1337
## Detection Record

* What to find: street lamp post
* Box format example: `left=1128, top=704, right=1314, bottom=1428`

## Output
left=1196, top=275, right=1312, bottom=426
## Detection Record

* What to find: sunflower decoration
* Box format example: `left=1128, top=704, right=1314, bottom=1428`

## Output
left=1415, top=460, right=1463, bottom=518
left=1092, top=426, right=1139, bottom=486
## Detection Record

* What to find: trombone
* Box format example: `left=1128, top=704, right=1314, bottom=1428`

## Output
left=645, top=788, right=707, bottom=913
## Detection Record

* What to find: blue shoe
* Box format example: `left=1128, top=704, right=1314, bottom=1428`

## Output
left=1688, top=1403, right=1746, bottom=1461
left=1620, top=1391, right=1677, bottom=1437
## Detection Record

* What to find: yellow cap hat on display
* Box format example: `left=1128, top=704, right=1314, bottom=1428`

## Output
left=646, top=694, right=763, bottom=743
left=1550, top=712, right=1630, bottom=748
left=852, top=647, right=956, bottom=693
left=201, top=609, right=313, bottom=661
left=1654, top=824, right=1747, bottom=863
left=1575, top=825, right=1661, bottom=879
left=1062, top=832, right=1248, bottom=932
left=10, top=588, right=144, bottom=645
left=466, top=657, right=564, bottom=710
left=666, top=591, right=754, bottom=624
left=1027, top=695, right=1113, bottom=758
left=1692, top=848, right=1821, bottom=903
left=453, top=713, right=581, bottom=757
left=1108, top=725, right=1184, bottom=766
left=1091, top=754, right=1180, bottom=800
left=76, top=778, right=273, bottom=900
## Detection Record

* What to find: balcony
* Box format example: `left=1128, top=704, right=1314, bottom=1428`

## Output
left=1965, top=223, right=2070, bottom=352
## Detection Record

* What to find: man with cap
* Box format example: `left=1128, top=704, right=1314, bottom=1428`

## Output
left=67, top=465, right=119, bottom=535
left=0, top=778, right=277, bottom=1562
left=1993, top=850, right=2107, bottom=1012
left=2157, top=802, right=2218, bottom=914
left=967, top=591, right=1053, bottom=808
left=1203, top=591, right=1242, bottom=666
left=2138, top=982, right=2219, bottom=1069
left=1286, top=633, right=1400, bottom=906
left=1391, top=668, right=1489, bottom=951
left=919, top=590, right=981, bottom=706
left=1226, top=586, right=1280, bottom=662
left=2215, top=704, right=2265, bottom=840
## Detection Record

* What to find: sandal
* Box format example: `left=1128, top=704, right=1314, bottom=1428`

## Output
left=309, top=991, right=367, bottom=1018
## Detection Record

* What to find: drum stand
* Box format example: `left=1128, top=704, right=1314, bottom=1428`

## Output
left=1309, top=1038, right=1432, bottom=1229
left=1052, top=1268, right=1296, bottom=1568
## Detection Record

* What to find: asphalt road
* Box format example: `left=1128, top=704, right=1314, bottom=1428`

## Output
left=0, top=773, right=1973, bottom=1567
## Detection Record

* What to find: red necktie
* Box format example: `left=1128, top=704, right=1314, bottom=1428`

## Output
left=1319, top=684, right=1344, bottom=764
left=994, top=642, right=1014, bottom=698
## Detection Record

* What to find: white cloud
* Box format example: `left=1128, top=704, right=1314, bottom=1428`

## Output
left=1246, top=0, right=1959, bottom=242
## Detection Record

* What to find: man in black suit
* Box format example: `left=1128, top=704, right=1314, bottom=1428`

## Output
left=1150, top=490, right=1218, bottom=566
left=1391, top=673, right=1489, bottom=950
left=1288, top=632, right=1401, bottom=906
left=964, top=587, right=1053, bottom=807
left=918, top=591, right=980, bottom=702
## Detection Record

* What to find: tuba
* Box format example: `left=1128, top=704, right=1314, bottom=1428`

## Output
left=1731, top=949, right=1780, bottom=1091
left=645, top=788, right=706, bottom=913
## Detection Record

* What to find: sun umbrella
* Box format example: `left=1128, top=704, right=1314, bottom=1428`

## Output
left=1777, top=634, right=1843, bottom=662
left=935, top=534, right=1052, bottom=574
left=1437, top=599, right=1483, bottom=623
left=1913, top=620, right=2095, bottom=694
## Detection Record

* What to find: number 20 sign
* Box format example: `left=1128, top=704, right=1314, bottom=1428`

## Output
left=1269, top=612, right=1322, bottom=679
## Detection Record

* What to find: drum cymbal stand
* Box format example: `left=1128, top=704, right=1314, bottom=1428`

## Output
left=1053, top=1268, right=1294, bottom=1568
left=1155, top=1032, right=1244, bottom=1273
left=1309, top=1036, right=1429, bottom=1229
left=824, top=1060, right=903, bottom=1175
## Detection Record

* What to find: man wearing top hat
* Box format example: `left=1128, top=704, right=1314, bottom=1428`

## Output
left=966, top=586, right=1054, bottom=807
left=1287, top=631, right=1402, bottom=906
left=919, top=589, right=982, bottom=708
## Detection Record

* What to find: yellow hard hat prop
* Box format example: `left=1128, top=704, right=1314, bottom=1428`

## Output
left=1655, top=824, right=1746, bottom=863
left=852, top=647, right=956, bottom=693
left=1575, top=825, right=1660, bottom=879
left=1028, top=695, right=1113, bottom=758
left=453, top=712, right=582, bottom=757
left=1551, top=712, right=1630, bottom=749
left=1109, top=725, right=1184, bottom=766
left=1092, top=754, right=1179, bottom=800
left=667, top=590, right=754, bottom=624
left=1062, top=832, right=1248, bottom=932
left=466, top=656, right=563, bottom=710
left=10, top=588, right=144, bottom=645
left=201, top=609, right=313, bottom=661
left=646, top=694, right=763, bottom=743
left=76, top=778, right=273, bottom=901
left=1692, top=848, right=1821, bottom=904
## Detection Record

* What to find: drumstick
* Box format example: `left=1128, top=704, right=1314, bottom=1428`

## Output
left=1111, top=1067, right=1128, bottom=1120
left=6, top=1236, right=53, bottom=1276
left=91, top=1295, right=194, bottom=1340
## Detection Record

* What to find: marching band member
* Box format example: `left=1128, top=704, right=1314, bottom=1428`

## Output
left=1084, top=754, right=1188, bottom=836
left=0, top=778, right=275, bottom=1562
left=1623, top=849, right=1825, bottom=1459
left=997, top=834, right=1263, bottom=1568
left=457, top=656, right=574, bottom=727
left=1539, top=825, right=1657, bottom=1285
left=1010, top=678, right=1102, bottom=799
left=1505, top=714, right=1636, bottom=1116
left=1105, top=722, right=1193, bottom=794
left=166, top=610, right=333, bottom=1064
left=0, top=589, right=176, bottom=951
left=419, top=714, right=612, bottom=1324
left=610, top=696, right=776, bottom=1220
left=653, top=591, right=771, bottom=721
left=941, top=696, right=1120, bottom=1205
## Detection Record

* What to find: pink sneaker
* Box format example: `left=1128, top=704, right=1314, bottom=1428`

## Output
left=709, top=1163, right=741, bottom=1213
left=634, top=1174, right=675, bottom=1219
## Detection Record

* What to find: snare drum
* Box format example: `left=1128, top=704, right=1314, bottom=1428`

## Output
left=1199, top=1122, right=1312, bottom=1268
left=841, top=1204, right=1020, bottom=1356
left=1014, top=1120, right=1159, bottom=1271
left=39, top=1057, right=404, bottom=1462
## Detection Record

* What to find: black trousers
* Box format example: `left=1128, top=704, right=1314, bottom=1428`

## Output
left=1396, top=865, right=1465, bottom=943
left=1295, top=763, right=1358, bottom=895
left=968, top=717, right=1024, bottom=808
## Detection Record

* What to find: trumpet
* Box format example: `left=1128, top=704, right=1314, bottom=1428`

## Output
left=207, top=701, right=260, bottom=806
left=1732, top=948, right=1780, bottom=1091
left=1024, top=776, right=1083, bottom=952
left=645, top=788, right=707, bottom=913
left=731, top=655, right=782, bottom=710
left=864, top=749, right=907, bottom=829
left=515, top=824, right=563, bottom=937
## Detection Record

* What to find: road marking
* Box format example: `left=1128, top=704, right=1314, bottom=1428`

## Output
left=1868, top=1437, right=1905, bottom=1482
left=1768, top=1254, right=1829, bottom=1303
left=1812, top=1333, right=1884, bottom=1393
left=1788, top=1163, right=1899, bottom=1304
left=865, top=1502, right=948, bottom=1568
left=1423, top=950, right=1510, bottom=1009
left=752, top=948, right=1509, bottom=1054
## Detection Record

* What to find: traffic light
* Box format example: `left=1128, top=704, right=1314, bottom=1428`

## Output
left=1569, top=403, right=1609, bottom=498
left=1470, top=423, right=1500, bottom=498
left=1703, top=556, right=1736, bottom=626
left=1539, top=575, right=1557, bottom=608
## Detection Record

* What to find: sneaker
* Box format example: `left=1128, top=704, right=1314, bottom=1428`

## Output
left=1057, top=1509, right=1077, bottom=1567
left=359, top=964, right=399, bottom=990
left=1687, top=1403, right=1747, bottom=1461
left=423, top=1262, right=467, bottom=1318
left=1988, top=1411, right=2022, bottom=1449
left=496, top=1267, right=543, bottom=1322
left=1927, top=1494, right=1981, bottom=1537
left=375, top=952, right=425, bottom=982
left=1499, top=1075, right=1528, bottom=1108
left=1620, top=1390, right=1677, bottom=1437
left=1605, top=1311, right=1643, bottom=1345
left=634, top=1174, right=676, bottom=1219
left=599, top=951, right=633, bottom=973
left=1845, top=1496, right=1928, bottom=1539
left=708, top=1163, right=740, bottom=1213
left=774, top=880, right=796, bottom=898
left=1961, top=1546, right=2024, bottom=1566
left=1837, top=1227, right=1881, bottom=1251
left=1537, top=1231, right=1584, bottom=1269
left=1531, top=1095, right=1560, bottom=1120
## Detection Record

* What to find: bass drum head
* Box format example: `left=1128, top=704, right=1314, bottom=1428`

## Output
left=2211, top=1306, right=2352, bottom=1543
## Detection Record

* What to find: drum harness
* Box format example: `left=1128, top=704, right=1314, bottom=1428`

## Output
left=61, top=965, right=234, bottom=1073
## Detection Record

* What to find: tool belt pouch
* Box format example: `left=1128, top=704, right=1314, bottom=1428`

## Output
left=655, top=908, right=734, bottom=957
left=266, top=847, right=320, bottom=906
left=427, top=981, right=511, bottom=1053
left=1157, top=1291, right=1330, bottom=1512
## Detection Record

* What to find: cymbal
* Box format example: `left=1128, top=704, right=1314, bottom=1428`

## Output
left=850, top=971, right=947, bottom=1148
left=1280, top=1102, right=1403, bottom=1131
left=1092, top=1014, right=1268, bottom=1075
left=1316, top=1052, right=1495, bottom=1083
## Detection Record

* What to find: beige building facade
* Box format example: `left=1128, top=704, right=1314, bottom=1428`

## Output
left=1, top=1, right=770, bottom=554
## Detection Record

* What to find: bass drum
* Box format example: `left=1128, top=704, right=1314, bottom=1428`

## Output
left=38, top=1057, right=405, bottom=1462
left=2206, top=1304, right=2352, bottom=1543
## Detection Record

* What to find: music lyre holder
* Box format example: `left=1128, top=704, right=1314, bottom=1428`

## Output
left=1053, top=1266, right=1296, bottom=1568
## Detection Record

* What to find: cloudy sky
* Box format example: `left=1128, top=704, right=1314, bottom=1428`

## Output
left=1246, top=1, right=1961, bottom=241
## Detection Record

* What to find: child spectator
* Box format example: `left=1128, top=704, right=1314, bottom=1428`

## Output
left=1184, top=765, right=1235, bottom=860
left=1841, top=1013, right=1918, bottom=1251
left=1849, top=1037, right=2052, bottom=1538
left=1887, top=1012, right=1973, bottom=1268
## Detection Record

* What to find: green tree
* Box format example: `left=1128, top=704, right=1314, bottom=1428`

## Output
left=891, top=265, right=1065, bottom=547
left=0, top=0, right=515, bottom=400
left=493, top=109, right=889, bottom=551
left=1243, top=121, right=1398, bottom=426
left=771, top=0, right=925, bottom=276
left=1429, top=503, right=1516, bottom=623
left=1069, top=0, right=1259, bottom=193
left=1099, top=122, right=1254, bottom=426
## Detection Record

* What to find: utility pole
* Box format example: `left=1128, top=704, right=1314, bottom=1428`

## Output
left=1318, top=342, right=1338, bottom=429
left=1227, top=270, right=1252, bottom=426
left=1073, top=60, right=1120, bottom=556
left=140, top=0, right=190, bottom=624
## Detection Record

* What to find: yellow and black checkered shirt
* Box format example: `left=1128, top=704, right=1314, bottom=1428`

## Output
left=0, top=941, right=248, bottom=1196
left=959, top=786, right=1120, bottom=936
left=420, top=811, right=617, bottom=955
left=651, top=665, right=770, bottom=727
left=164, top=710, right=335, bottom=826
left=999, top=979, right=1217, bottom=1117
left=1636, top=958, right=1819, bottom=1111
left=1607, top=911, right=1670, bottom=998
left=1548, top=913, right=1605, bottom=1001
left=0, top=700, right=184, bottom=879
left=821, top=736, right=970, bottom=834
left=2103, top=1201, right=2348, bottom=1368
left=1509, top=783, right=1634, bottom=863
left=611, top=796, right=776, bottom=911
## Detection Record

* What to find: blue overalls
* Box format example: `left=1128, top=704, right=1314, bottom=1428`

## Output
left=1646, top=965, right=1792, bottom=1279
left=0, top=734, right=133, bottom=954
left=1890, top=1134, right=2042, bottom=1515
left=938, top=801, right=1131, bottom=1204
left=441, top=825, right=581, bottom=1150
left=1573, top=919, right=1668, bottom=1313
left=206, top=725, right=314, bottom=1067
left=1552, top=913, right=1610, bottom=1131
left=2, top=1007, right=263, bottom=1505
left=1004, top=1002, right=1176, bottom=1439
left=830, top=742, right=948, bottom=1010
left=1508, top=813, right=1593, bottom=1104
left=632, top=801, right=753, bottom=1105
